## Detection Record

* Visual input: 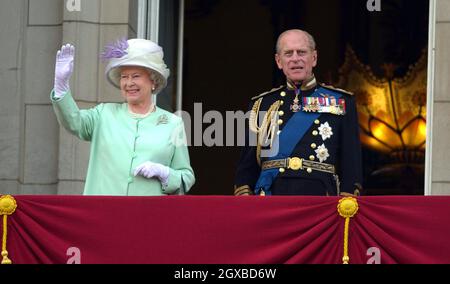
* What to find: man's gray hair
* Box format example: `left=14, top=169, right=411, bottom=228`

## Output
left=275, top=29, right=316, bottom=54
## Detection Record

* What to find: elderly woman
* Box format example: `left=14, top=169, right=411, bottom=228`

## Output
left=51, top=38, right=195, bottom=196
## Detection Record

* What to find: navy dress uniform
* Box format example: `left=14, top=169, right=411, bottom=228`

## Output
left=234, top=76, right=363, bottom=196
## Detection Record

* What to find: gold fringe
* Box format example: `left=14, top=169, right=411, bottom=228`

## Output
left=256, top=100, right=281, bottom=166
left=258, top=100, right=281, bottom=150
left=250, top=99, right=281, bottom=167
left=256, top=140, right=262, bottom=167
left=249, top=98, right=263, bottom=134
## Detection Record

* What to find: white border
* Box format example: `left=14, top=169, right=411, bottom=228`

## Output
left=137, top=0, right=148, bottom=38
left=137, top=0, right=160, bottom=103
left=425, top=0, right=436, bottom=195
left=176, top=0, right=185, bottom=112
left=147, top=0, right=160, bottom=43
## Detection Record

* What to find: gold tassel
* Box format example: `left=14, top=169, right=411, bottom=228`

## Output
left=249, top=98, right=263, bottom=133
left=254, top=100, right=281, bottom=166
left=259, top=100, right=281, bottom=147
left=337, top=197, right=359, bottom=264
left=0, top=195, right=17, bottom=264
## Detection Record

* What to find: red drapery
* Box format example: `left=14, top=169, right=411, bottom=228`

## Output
left=2, top=195, right=450, bottom=264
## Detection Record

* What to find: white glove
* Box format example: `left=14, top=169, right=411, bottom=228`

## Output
left=134, top=161, right=170, bottom=186
left=54, top=44, right=75, bottom=98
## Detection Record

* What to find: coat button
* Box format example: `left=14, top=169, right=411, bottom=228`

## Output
left=279, top=168, right=285, bottom=173
left=280, top=100, right=284, bottom=106
left=128, top=177, right=134, bottom=183
left=309, top=155, right=315, bottom=161
left=278, top=110, right=284, bottom=116
left=314, top=119, right=320, bottom=125
left=311, top=143, right=317, bottom=149
left=306, top=168, right=313, bottom=173
left=312, top=130, right=318, bottom=136
left=280, top=91, right=286, bottom=97
left=277, top=119, right=283, bottom=125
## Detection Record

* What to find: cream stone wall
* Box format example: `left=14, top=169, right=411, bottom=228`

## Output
left=0, top=0, right=133, bottom=195
left=430, top=0, right=450, bottom=194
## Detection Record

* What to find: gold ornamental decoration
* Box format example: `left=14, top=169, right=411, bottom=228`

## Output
left=337, top=46, right=427, bottom=161
left=287, top=157, right=303, bottom=171
left=0, top=195, right=17, bottom=264
left=337, top=197, right=359, bottom=264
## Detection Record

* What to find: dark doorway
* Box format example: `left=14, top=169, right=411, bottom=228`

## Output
left=182, top=0, right=429, bottom=195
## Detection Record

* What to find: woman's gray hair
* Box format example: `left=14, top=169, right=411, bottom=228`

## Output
left=275, top=29, right=316, bottom=54
left=148, top=70, right=162, bottom=91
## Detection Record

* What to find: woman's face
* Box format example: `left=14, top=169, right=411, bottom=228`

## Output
left=119, top=66, right=155, bottom=106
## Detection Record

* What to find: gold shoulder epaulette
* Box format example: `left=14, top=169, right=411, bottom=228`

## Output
left=251, top=85, right=284, bottom=100
left=320, top=83, right=353, bottom=96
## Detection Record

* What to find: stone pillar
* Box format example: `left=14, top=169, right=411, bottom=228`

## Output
left=0, top=0, right=133, bottom=196
left=0, top=0, right=62, bottom=195
left=0, top=0, right=26, bottom=195
left=430, top=0, right=450, bottom=194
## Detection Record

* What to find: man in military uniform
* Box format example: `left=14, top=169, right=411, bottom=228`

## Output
left=234, top=29, right=362, bottom=196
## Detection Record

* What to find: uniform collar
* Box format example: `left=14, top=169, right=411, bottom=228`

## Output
left=286, top=75, right=317, bottom=91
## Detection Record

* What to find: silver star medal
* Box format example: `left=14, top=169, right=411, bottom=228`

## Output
left=318, top=122, right=333, bottom=141
left=315, top=144, right=330, bottom=163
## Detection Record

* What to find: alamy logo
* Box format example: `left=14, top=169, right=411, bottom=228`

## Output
left=366, top=247, right=381, bottom=264
left=172, top=106, right=280, bottom=158
left=66, top=247, right=81, bottom=264
left=66, top=0, right=81, bottom=12
left=367, top=0, right=382, bottom=12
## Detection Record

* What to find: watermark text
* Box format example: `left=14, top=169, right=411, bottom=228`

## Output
left=66, top=0, right=81, bottom=12
left=367, top=0, right=381, bottom=12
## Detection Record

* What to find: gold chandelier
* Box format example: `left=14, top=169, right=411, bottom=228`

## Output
left=337, top=46, right=427, bottom=164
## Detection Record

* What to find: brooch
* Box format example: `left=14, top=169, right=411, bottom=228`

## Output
left=156, top=114, right=168, bottom=125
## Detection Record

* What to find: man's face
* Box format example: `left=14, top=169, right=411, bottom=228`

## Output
left=275, top=31, right=317, bottom=84
left=119, top=66, right=154, bottom=105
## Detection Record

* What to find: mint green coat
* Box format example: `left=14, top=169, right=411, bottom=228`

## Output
left=51, top=91, right=195, bottom=196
